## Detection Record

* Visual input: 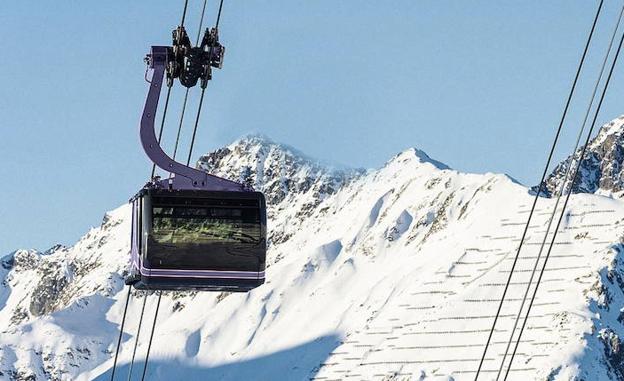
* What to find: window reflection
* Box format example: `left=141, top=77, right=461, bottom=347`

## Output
left=151, top=206, right=261, bottom=245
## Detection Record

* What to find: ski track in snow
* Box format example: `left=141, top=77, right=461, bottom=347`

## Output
left=1, top=131, right=624, bottom=381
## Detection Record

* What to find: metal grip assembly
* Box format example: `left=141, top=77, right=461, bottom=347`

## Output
left=165, top=26, right=225, bottom=88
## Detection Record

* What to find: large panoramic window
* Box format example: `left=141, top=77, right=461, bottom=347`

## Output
left=151, top=205, right=261, bottom=245
left=145, top=196, right=263, bottom=271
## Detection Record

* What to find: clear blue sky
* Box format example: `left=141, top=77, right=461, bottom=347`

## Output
left=2, top=1, right=624, bottom=254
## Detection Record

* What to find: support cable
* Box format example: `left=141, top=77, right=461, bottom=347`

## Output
left=142, top=1, right=224, bottom=378
left=503, top=19, right=624, bottom=381
left=196, top=0, right=209, bottom=45
left=143, top=1, right=223, bottom=375
left=171, top=89, right=190, bottom=162
left=110, top=286, right=132, bottom=381
left=496, top=6, right=624, bottom=380
left=113, top=1, right=189, bottom=379
left=186, top=88, right=207, bottom=166
left=126, top=294, right=149, bottom=381
left=215, top=0, right=225, bottom=28
left=473, top=1, right=604, bottom=378
left=187, top=0, right=225, bottom=167
left=180, top=0, right=189, bottom=28
left=169, top=0, right=210, bottom=170
left=140, top=292, right=162, bottom=381
left=168, top=0, right=193, bottom=167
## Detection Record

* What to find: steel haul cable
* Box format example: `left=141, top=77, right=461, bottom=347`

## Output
left=109, top=2, right=190, bottom=380
left=151, top=0, right=189, bottom=179
left=180, top=0, right=189, bottom=29
left=502, top=16, right=624, bottom=381
left=170, top=0, right=210, bottom=169
left=171, top=89, right=190, bottom=163
left=187, top=0, right=225, bottom=166
left=110, top=286, right=132, bottom=381
left=196, top=0, right=209, bottom=43
left=187, top=88, right=207, bottom=165
left=140, top=291, right=162, bottom=381
left=473, top=1, right=604, bottom=378
left=141, top=1, right=225, bottom=378
left=127, top=293, right=149, bottom=381
left=495, top=5, right=624, bottom=380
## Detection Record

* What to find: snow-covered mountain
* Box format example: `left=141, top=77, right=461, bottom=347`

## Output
left=196, top=135, right=364, bottom=251
left=1, top=129, right=624, bottom=381
left=541, top=115, right=624, bottom=197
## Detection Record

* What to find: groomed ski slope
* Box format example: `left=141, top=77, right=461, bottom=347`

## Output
left=1, top=137, right=623, bottom=381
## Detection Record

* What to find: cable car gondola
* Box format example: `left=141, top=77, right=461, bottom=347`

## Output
left=126, top=35, right=266, bottom=292
left=110, top=7, right=266, bottom=379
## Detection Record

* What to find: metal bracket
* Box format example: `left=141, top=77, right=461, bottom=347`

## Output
left=140, top=46, right=246, bottom=191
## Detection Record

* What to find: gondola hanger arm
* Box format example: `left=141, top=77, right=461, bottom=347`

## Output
left=140, top=46, right=244, bottom=191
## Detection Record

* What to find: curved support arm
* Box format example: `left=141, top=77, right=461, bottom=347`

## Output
left=140, top=46, right=246, bottom=191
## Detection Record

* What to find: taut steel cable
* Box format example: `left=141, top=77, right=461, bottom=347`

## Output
left=186, top=0, right=224, bottom=167
left=141, top=1, right=226, bottom=378
left=110, top=286, right=132, bottom=381
left=110, top=2, right=191, bottom=379
left=496, top=5, right=624, bottom=380
left=503, top=16, right=624, bottom=381
left=127, top=293, right=149, bottom=381
left=473, top=1, right=604, bottom=378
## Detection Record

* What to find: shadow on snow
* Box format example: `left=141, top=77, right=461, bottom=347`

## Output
left=94, top=333, right=341, bottom=381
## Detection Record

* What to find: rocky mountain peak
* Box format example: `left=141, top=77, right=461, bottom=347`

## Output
left=197, top=134, right=363, bottom=206
left=541, top=115, right=624, bottom=197
left=197, top=135, right=365, bottom=246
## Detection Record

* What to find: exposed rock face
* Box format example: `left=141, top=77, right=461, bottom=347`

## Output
left=539, top=115, right=624, bottom=197
left=600, top=329, right=624, bottom=380
left=198, top=135, right=364, bottom=251
left=578, top=241, right=624, bottom=381
left=198, top=135, right=364, bottom=207
left=29, top=262, right=70, bottom=317
left=198, top=136, right=356, bottom=199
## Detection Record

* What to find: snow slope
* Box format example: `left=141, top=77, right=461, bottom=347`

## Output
left=1, top=132, right=624, bottom=381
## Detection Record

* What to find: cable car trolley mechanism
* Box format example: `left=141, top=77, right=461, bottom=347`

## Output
left=126, top=26, right=267, bottom=293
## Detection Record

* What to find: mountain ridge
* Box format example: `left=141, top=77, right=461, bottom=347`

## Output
left=1, top=121, right=624, bottom=380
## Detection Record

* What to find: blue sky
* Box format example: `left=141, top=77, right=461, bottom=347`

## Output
left=2, top=0, right=624, bottom=254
